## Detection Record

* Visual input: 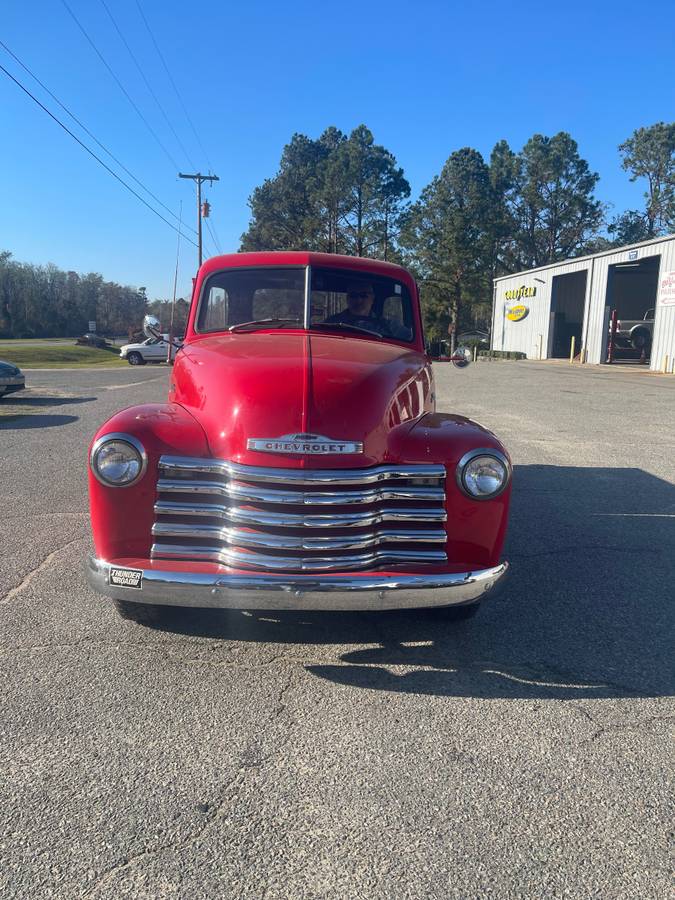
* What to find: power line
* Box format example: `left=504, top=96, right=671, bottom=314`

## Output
left=205, top=217, right=222, bottom=255
left=207, top=216, right=224, bottom=253
left=98, top=0, right=197, bottom=171
left=0, top=39, right=197, bottom=237
left=60, top=0, right=180, bottom=171
left=0, top=61, right=198, bottom=248
left=135, top=0, right=214, bottom=172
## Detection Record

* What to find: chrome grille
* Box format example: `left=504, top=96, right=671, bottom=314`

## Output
left=152, top=456, right=447, bottom=572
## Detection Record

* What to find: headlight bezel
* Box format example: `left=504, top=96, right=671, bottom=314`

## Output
left=90, top=432, right=148, bottom=488
left=456, top=448, right=511, bottom=501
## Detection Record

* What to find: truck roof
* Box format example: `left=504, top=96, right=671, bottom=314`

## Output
left=198, top=251, right=414, bottom=283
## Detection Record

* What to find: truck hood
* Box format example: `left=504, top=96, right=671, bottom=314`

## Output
left=170, top=332, right=432, bottom=466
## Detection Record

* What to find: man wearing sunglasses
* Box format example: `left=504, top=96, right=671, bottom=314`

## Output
left=324, top=279, right=392, bottom=336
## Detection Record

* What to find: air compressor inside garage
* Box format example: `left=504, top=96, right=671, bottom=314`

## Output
left=491, top=234, right=675, bottom=372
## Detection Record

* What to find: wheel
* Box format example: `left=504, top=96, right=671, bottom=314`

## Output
left=127, top=352, right=145, bottom=366
left=114, top=599, right=170, bottom=626
left=425, top=601, right=481, bottom=621
left=630, top=329, right=651, bottom=352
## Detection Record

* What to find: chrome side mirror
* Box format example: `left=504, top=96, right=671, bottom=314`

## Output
left=143, top=315, right=162, bottom=340
left=451, top=345, right=472, bottom=369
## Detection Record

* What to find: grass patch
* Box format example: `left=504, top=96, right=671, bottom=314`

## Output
left=0, top=344, right=127, bottom=368
left=0, top=337, right=76, bottom=344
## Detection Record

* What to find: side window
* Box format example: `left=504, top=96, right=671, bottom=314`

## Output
left=202, top=286, right=228, bottom=331
left=382, top=295, right=405, bottom=326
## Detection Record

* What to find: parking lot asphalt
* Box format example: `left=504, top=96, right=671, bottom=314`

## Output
left=1, top=361, right=673, bottom=899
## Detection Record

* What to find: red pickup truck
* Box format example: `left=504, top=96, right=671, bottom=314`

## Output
left=86, top=252, right=511, bottom=625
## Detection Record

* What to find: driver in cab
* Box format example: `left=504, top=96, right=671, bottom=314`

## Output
left=324, top=280, right=392, bottom=336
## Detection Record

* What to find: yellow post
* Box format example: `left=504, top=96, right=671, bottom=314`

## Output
left=569, top=335, right=575, bottom=364
left=663, top=355, right=669, bottom=374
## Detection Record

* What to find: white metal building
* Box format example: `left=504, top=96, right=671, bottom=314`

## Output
left=491, top=234, right=675, bottom=372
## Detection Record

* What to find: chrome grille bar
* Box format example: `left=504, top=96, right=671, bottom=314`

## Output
left=152, top=522, right=447, bottom=550
left=154, top=500, right=446, bottom=528
left=151, top=543, right=448, bottom=572
left=159, top=456, right=446, bottom=484
left=157, top=478, right=445, bottom=505
left=152, top=456, right=448, bottom=572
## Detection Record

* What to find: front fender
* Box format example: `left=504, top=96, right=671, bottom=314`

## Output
left=390, top=413, right=511, bottom=569
left=88, top=403, right=209, bottom=561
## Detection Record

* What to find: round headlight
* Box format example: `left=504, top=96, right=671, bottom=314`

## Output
left=457, top=449, right=510, bottom=500
left=90, top=434, right=147, bottom=487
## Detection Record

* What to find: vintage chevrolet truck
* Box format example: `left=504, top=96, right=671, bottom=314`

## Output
left=86, top=252, right=511, bottom=625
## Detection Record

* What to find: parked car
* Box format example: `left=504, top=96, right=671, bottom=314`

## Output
left=611, top=309, right=654, bottom=352
left=0, top=360, right=25, bottom=398
left=77, top=333, right=110, bottom=348
left=119, top=335, right=182, bottom=365
left=86, top=252, right=511, bottom=626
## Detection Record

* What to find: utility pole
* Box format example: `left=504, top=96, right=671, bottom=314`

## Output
left=178, top=172, right=219, bottom=267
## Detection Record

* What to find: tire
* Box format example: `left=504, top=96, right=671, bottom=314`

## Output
left=127, top=352, right=145, bottom=366
left=425, top=601, right=481, bottom=621
left=630, top=329, right=651, bottom=352
left=114, top=599, right=171, bottom=626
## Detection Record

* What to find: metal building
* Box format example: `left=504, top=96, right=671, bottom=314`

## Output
left=491, top=234, right=675, bottom=372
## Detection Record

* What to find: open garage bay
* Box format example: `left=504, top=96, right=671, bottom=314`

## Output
left=0, top=361, right=673, bottom=898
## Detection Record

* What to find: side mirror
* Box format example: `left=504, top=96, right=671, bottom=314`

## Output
left=143, top=315, right=162, bottom=340
left=451, top=345, right=472, bottom=369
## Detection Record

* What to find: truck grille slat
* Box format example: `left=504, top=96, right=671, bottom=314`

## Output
left=152, top=457, right=447, bottom=572
left=154, top=500, right=446, bottom=528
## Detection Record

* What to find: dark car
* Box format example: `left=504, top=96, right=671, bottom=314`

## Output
left=76, top=333, right=110, bottom=349
left=0, top=360, right=26, bottom=398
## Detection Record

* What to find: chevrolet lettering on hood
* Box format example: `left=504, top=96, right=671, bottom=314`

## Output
left=247, top=433, right=363, bottom=455
left=86, top=250, right=511, bottom=626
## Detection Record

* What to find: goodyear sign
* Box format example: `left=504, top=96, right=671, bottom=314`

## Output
left=505, top=285, right=536, bottom=300
left=506, top=305, right=529, bottom=322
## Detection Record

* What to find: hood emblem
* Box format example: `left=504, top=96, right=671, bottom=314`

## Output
left=247, top=433, right=363, bottom=455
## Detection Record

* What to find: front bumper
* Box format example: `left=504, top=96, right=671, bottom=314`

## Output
left=85, top=555, right=508, bottom=611
left=0, top=377, right=25, bottom=395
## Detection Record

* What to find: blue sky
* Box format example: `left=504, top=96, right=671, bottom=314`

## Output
left=2, top=0, right=674, bottom=301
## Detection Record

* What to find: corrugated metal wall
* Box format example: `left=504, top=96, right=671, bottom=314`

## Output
left=493, top=235, right=675, bottom=372
left=493, top=258, right=590, bottom=359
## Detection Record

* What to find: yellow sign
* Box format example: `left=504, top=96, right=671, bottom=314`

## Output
left=506, top=305, right=529, bottom=322
left=505, top=285, right=536, bottom=300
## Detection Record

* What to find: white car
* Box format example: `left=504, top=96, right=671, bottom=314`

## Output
left=119, top=335, right=182, bottom=366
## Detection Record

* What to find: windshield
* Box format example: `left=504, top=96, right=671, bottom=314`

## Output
left=196, top=265, right=415, bottom=342
left=197, top=267, right=305, bottom=332
left=310, top=267, right=414, bottom=342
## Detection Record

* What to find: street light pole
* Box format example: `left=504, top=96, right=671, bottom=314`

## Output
left=178, top=172, right=219, bottom=267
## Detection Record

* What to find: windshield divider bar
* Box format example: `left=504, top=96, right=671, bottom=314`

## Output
left=303, top=265, right=311, bottom=330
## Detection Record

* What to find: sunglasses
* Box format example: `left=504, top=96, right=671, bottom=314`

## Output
left=347, top=291, right=373, bottom=299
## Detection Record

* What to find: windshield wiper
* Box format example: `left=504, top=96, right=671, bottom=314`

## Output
left=312, top=321, right=382, bottom=338
left=229, top=317, right=301, bottom=333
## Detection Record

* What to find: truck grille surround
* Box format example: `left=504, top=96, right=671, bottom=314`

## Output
left=151, top=456, right=448, bottom=573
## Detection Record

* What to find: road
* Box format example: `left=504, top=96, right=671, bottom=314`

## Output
left=1, top=361, right=673, bottom=899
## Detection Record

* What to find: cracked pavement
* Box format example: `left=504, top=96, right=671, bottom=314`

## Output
left=0, top=362, right=673, bottom=898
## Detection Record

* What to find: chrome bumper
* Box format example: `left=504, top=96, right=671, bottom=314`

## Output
left=85, top=555, right=508, bottom=611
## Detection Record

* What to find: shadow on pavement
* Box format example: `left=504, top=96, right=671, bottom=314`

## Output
left=0, top=395, right=95, bottom=407
left=0, top=413, right=80, bottom=429
left=146, top=465, right=675, bottom=700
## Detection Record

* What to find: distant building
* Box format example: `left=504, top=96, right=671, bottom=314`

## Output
left=492, top=234, right=675, bottom=371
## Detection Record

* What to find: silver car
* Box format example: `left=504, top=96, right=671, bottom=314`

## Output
left=0, top=360, right=25, bottom=398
